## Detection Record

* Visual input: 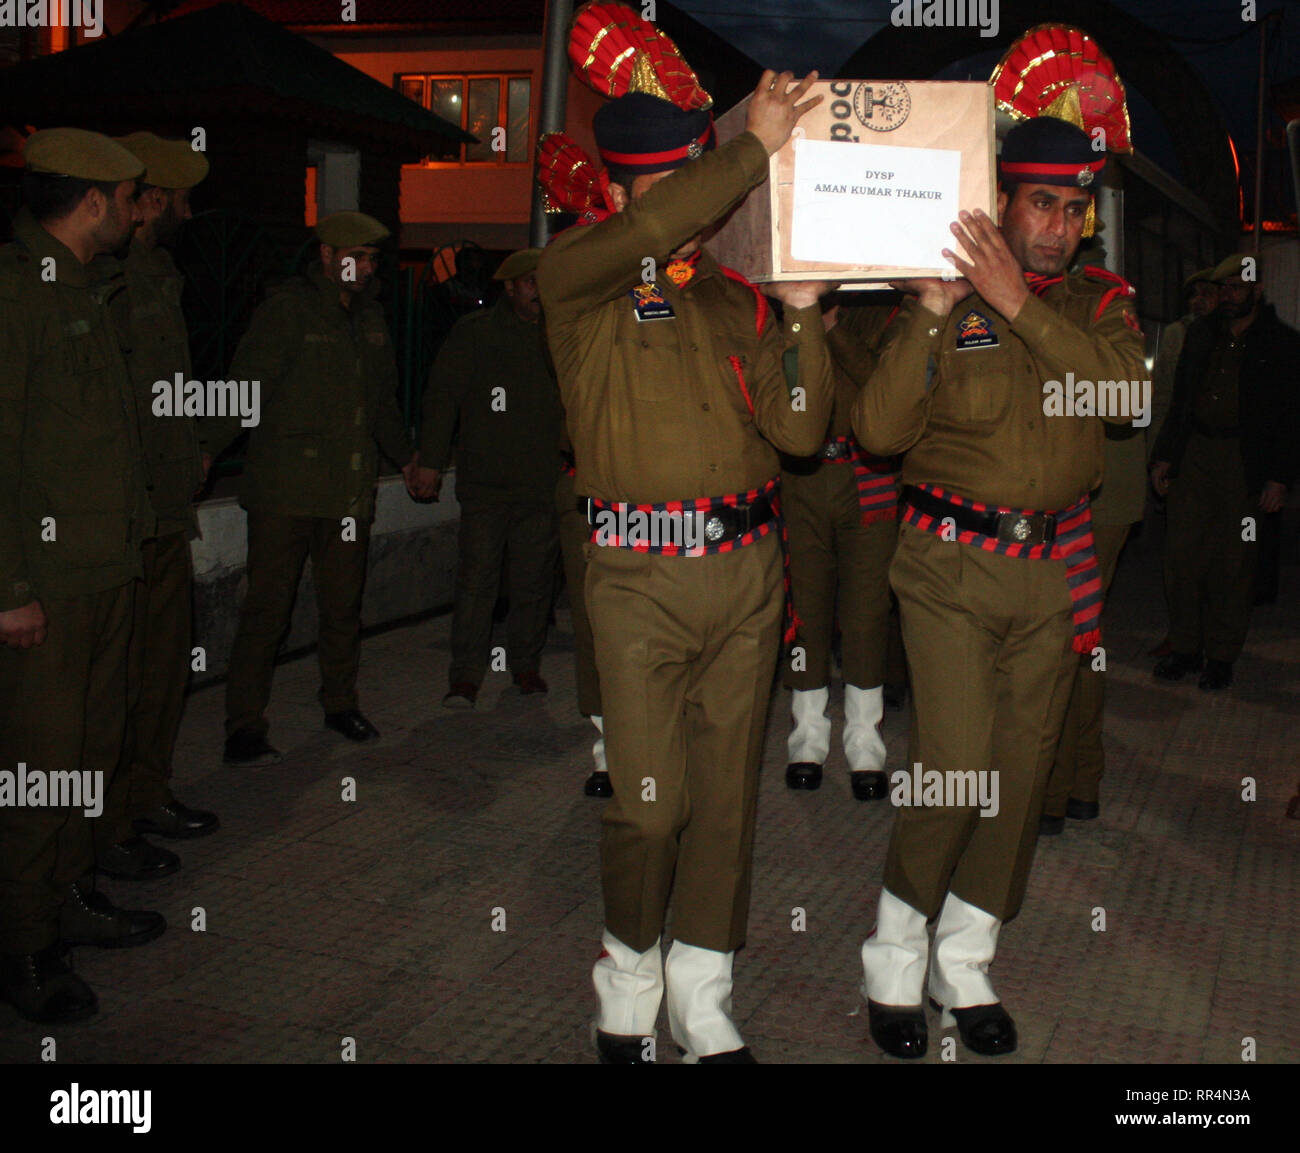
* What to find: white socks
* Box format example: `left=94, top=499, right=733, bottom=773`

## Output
left=860, top=888, right=929, bottom=1007
left=788, top=687, right=831, bottom=765
left=928, top=892, right=1002, bottom=1012
left=791, top=685, right=887, bottom=772
left=592, top=930, right=663, bottom=1036
left=665, top=941, right=744, bottom=1060
left=844, top=684, right=886, bottom=773
left=594, top=934, right=746, bottom=1059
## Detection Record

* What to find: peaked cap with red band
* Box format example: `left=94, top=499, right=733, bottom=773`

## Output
left=573, top=2, right=714, bottom=177
left=991, top=24, right=1132, bottom=237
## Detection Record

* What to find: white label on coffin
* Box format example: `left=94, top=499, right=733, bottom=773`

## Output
left=790, top=139, right=962, bottom=269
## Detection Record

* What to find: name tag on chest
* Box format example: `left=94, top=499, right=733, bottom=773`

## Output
left=955, top=309, right=998, bottom=350
left=629, top=283, right=675, bottom=322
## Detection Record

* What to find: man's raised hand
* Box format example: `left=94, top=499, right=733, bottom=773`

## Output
left=746, top=70, right=822, bottom=157
left=942, top=209, right=1028, bottom=322
left=891, top=276, right=972, bottom=321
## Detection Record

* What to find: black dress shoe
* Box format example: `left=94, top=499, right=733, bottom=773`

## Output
left=584, top=771, right=613, bottom=798
left=786, top=762, right=822, bottom=790
left=867, top=1000, right=928, bottom=1059
left=1038, top=814, right=1065, bottom=836
left=936, top=1001, right=1017, bottom=1056
left=1065, top=798, right=1099, bottom=821
left=1, top=945, right=97, bottom=1024
left=697, top=1047, right=757, bottom=1064
left=1153, top=651, right=1203, bottom=681
left=223, top=729, right=282, bottom=765
left=324, top=710, right=380, bottom=741
left=851, top=770, right=889, bottom=801
left=95, top=836, right=180, bottom=881
left=883, top=683, right=909, bottom=711
left=133, top=799, right=219, bottom=840
left=595, top=1030, right=655, bottom=1064
left=60, top=885, right=165, bottom=949
left=1198, top=660, right=1233, bottom=691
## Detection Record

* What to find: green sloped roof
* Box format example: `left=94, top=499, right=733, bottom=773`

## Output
left=0, top=3, right=472, bottom=144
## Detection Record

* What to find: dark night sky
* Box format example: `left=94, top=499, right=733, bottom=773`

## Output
left=675, top=0, right=1300, bottom=187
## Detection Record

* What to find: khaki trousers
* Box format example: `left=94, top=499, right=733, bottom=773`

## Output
left=780, top=461, right=897, bottom=692
left=448, top=499, right=557, bottom=686
left=1164, top=434, right=1257, bottom=663
left=587, top=532, right=783, bottom=953
left=0, top=584, right=133, bottom=953
left=226, top=512, right=370, bottom=736
left=883, top=525, right=1077, bottom=921
left=98, top=531, right=194, bottom=849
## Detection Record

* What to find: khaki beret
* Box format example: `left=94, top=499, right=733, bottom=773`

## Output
left=1184, top=267, right=1217, bottom=289
left=115, top=132, right=209, bottom=189
left=493, top=248, right=542, bottom=281
left=1211, top=253, right=1257, bottom=283
left=315, top=211, right=390, bottom=248
left=24, top=127, right=144, bottom=182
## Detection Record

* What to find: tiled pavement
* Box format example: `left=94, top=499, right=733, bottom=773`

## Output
left=1, top=514, right=1296, bottom=1066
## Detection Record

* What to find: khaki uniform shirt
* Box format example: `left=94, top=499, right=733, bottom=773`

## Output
left=0, top=209, right=154, bottom=611
left=119, top=241, right=205, bottom=540
left=854, top=273, right=1146, bottom=512
left=205, top=265, right=411, bottom=521
left=537, top=131, right=833, bottom=505
left=419, top=294, right=562, bottom=505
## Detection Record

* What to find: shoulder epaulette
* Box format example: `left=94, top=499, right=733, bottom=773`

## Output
left=718, top=264, right=769, bottom=337
left=1082, top=265, right=1137, bottom=323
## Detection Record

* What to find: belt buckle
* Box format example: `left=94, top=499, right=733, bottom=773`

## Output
left=995, top=512, right=1044, bottom=545
left=822, top=440, right=844, bottom=460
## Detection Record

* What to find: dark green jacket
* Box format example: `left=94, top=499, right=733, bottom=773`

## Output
left=0, top=209, right=154, bottom=611
left=205, top=265, right=411, bottom=521
left=418, top=294, right=562, bottom=505
left=1153, top=303, right=1300, bottom=495
left=119, top=241, right=205, bottom=540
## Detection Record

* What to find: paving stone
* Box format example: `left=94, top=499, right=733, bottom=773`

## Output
left=5, top=522, right=1292, bottom=1064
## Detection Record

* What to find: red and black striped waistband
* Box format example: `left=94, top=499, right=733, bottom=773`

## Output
left=578, top=477, right=780, bottom=556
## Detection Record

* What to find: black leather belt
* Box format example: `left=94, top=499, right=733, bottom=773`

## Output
left=1191, top=419, right=1240, bottom=440
left=577, top=494, right=776, bottom=547
left=902, top=485, right=1057, bottom=546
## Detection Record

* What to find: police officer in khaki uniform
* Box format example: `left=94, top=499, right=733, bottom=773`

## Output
left=1, top=129, right=168, bottom=1024
left=783, top=301, right=900, bottom=801
left=408, top=248, right=563, bottom=707
left=537, top=5, right=832, bottom=1063
left=92, top=133, right=219, bottom=885
left=208, top=212, right=416, bottom=764
left=854, top=115, right=1145, bottom=1059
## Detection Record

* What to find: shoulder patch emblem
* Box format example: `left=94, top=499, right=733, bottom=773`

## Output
left=955, top=309, right=998, bottom=350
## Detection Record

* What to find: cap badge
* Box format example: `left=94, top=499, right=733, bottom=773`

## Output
left=1077, top=168, right=1094, bottom=187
